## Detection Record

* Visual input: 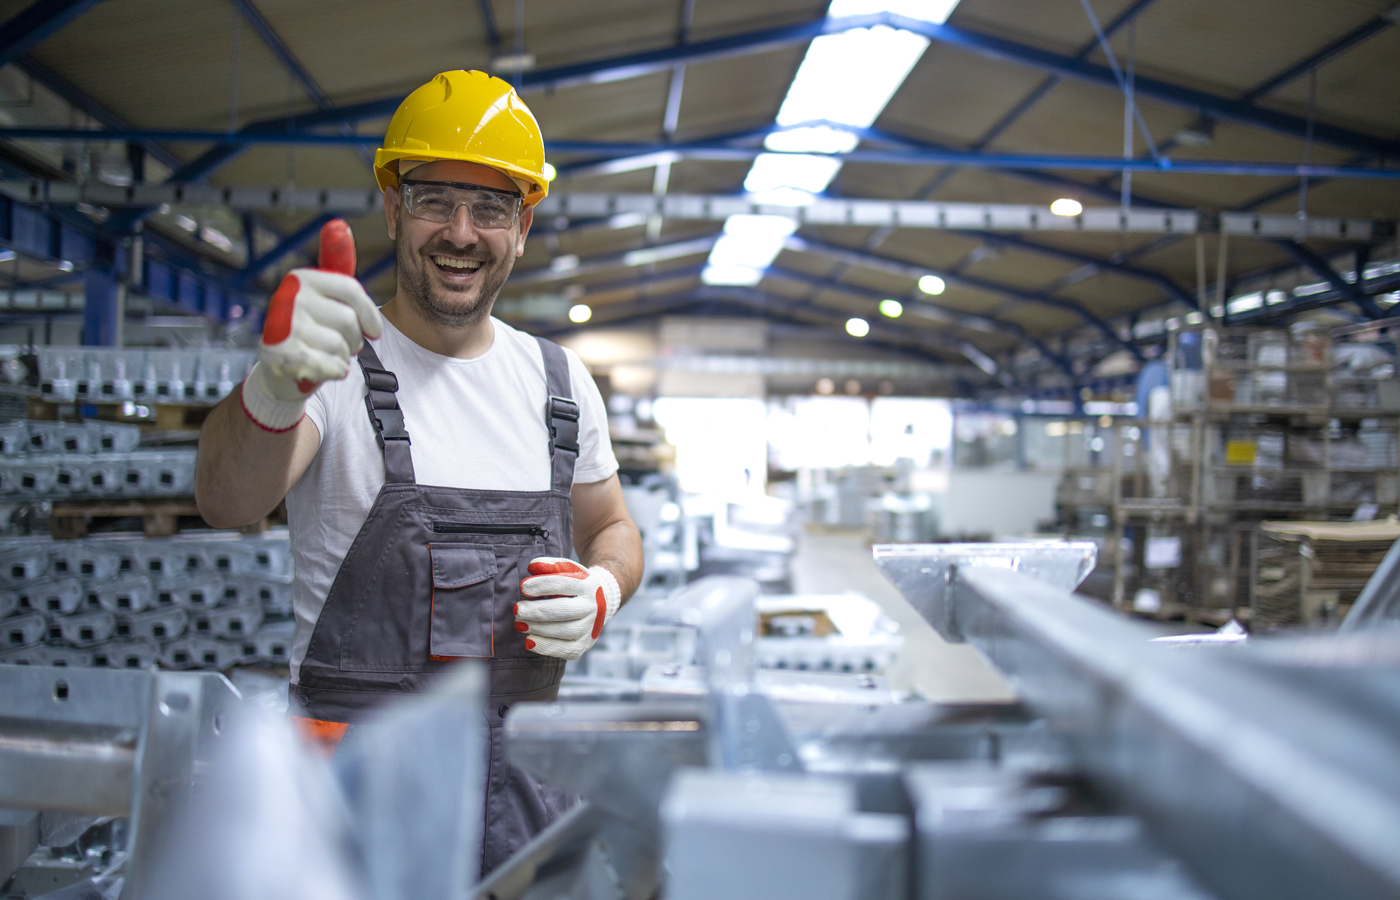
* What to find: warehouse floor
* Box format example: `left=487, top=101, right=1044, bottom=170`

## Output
left=791, top=528, right=1015, bottom=704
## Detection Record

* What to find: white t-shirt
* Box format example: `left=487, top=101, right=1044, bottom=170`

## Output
left=284, top=316, right=617, bottom=681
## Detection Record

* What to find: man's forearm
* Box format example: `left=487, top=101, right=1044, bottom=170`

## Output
left=578, top=519, right=643, bottom=602
left=194, top=385, right=314, bottom=529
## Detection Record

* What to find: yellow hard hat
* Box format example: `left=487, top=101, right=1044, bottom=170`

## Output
left=374, top=70, right=549, bottom=206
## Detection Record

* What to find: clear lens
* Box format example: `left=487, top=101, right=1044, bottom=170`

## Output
left=402, top=183, right=521, bottom=230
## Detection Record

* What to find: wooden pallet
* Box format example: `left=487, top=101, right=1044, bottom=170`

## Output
left=49, top=498, right=285, bottom=539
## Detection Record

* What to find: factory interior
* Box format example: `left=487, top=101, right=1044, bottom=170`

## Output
left=0, top=0, right=1398, bottom=897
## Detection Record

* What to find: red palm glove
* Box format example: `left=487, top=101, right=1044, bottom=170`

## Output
left=240, top=219, right=383, bottom=431
left=515, top=558, right=621, bottom=660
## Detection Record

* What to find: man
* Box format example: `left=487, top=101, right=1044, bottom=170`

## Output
left=194, top=69, right=643, bottom=874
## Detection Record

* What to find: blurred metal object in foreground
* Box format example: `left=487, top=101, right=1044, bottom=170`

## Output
left=0, top=666, right=239, bottom=895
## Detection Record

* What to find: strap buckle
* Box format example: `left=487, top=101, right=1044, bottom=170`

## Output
left=547, top=396, right=580, bottom=456
left=360, top=366, right=399, bottom=393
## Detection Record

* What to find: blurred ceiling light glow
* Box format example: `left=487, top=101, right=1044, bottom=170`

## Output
left=607, top=212, right=648, bottom=230
left=879, top=299, right=904, bottom=317
left=743, top=153, right=844, bottom=194
left=1050, top=198, right=1083, bottom=217
left=568, top=303, right=592, bottom=323
left=702, top=214, right=797, bottom=286
left=917, top=274, right=946, bottom=294
left=721, top=0, right=959, bottom=303
left=846, top=317, right=871, bottom=337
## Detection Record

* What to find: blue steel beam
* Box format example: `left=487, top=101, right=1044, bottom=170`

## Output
left=539, top=288, right=979, bottom=368
left=235, top=212, right=335, bottom=286
left=136, top=9, right=1398, bottom=179
left=765, top=264, right=1073, bottom=376
left=918, top=0, right=1162, bottom=197
left=1242, top=10, right=1398, bottom=103
left=477, top=0, right=501, bottom=48
left=230, top=0, right=330, bottom=109
left=888, top=15, right=1400, bottom=159
left=787, top=235, right=1144, bottom=361
left=5, top=127, right=1400, bottom=180
left=0, top=0, right=103, bottom=71
left=959, top=230, right=1197, bottom=308
left=359, top=249, right=396, bottom=283
left=1275, top=240, right=1383, bottom=319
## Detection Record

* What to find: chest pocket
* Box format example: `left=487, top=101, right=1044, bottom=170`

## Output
left=429, top=545, right=498, bottom=659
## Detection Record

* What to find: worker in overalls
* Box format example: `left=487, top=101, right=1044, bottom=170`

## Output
left=194, top=69, right=643, bottom=876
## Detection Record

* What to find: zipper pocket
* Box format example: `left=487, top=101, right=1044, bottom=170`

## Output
left=432, top=522, right=549, bottom=539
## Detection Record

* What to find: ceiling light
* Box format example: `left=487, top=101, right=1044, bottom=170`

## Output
left=829, top=0, right=961, bottom=23
left=542, top=162, right=557, bottom=181
left=764, top=125, right=860, bottom=155
left=623, top=237, right=717, bottom=267
left=879, top=299, right=903, bottom=317
left=744, top=153, right=844, bottom=194
left=1050, top=198, right=1083, bottom=217
left=550, top=254, right=580, bottom=273
left=918, top=274, right=945, bottom=294
left=568, top=303, right=592, bottom=323
left=776, top=26, right=931, bottom=130
left=846, top=317, right=870, bottom=337
left=815, top=377, right=835, bottom=394
left=704, top=214, right=796, bottom=277
left=701, top=264, right=765, bottom=286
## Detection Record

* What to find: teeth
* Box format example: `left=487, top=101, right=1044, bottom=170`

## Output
left=433, top=256, right=481, bottom=270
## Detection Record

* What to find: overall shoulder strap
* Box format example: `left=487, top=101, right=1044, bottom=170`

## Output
left=535, top=336, right=578, bottom=495
left=356, top=341, right=416, bottom=485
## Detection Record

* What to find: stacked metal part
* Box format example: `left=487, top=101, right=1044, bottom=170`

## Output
left=0, top=421, right=197, bottom=499
left=34, top=348, right=256, bottom=404
left=0, top=532, right=295, bottom=671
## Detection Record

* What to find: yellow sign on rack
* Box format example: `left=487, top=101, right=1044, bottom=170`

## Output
left=1225, top=440, right=1257, bottom=466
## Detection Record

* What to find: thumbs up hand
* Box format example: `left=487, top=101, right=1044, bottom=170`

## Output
left=240, top=219, right=384, bottom=432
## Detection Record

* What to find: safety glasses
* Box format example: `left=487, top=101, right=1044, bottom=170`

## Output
left=399, top=179, right=524, bottom=230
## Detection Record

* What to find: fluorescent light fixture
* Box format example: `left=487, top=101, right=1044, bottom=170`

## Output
left=748, top=187, right=818, bottom=207
left=550, top=254, right=580, bottom=273
left=918, top=274, right=946, bottom=294
left=542, top=162, right=557, bottom=181
left=846, top=317, right=870, bottom=337
left=56, top=260, right=74, bottom=273
left=702, top=264, right=765, bottom=286
left=568, top=303, right=592, bottom=323
left=704, top=214, right=796, bottom=279
left=764, top=125, right=859, bottom=155
left=0, top=251, right=14, bottom=263
left=879, top=299, right=903, bottom=317
left=622, top=237, right=718, bottom=267
left=828, top=0, right=961, bottom=23
left=744, top=153, right=843, bottom=194
left=584, top=150, right=680, bottom=177
left=607, top=212, right=649, bottom=230
left=775, top=26, right=931, bottom=130
left=1050, top=198, right=1083, bottom=217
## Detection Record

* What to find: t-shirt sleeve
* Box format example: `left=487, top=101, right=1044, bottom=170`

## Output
left=302, top=381, right=331, bottom=441
left=565, top=348, right=619, bottom=484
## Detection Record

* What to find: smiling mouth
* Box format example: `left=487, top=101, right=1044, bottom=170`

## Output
left=431, top=255, right=484, bottom=275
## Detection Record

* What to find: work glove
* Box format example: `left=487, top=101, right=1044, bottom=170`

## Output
left=239, top=219, right=384, bottom=431
left=515, top=558, right=622, bottom=660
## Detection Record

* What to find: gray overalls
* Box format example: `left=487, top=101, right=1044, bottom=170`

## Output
left=291, top=337, right=580, bottom=875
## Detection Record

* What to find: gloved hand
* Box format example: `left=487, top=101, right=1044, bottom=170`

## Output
left=240, top=219, right=384, bottom=431
left=515, top=558, right=622, bottom=660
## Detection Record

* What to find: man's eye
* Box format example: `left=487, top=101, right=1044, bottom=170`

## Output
left=475, top=202, right=509, bottom=218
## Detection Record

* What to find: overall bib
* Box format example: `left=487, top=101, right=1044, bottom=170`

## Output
left=291, top=337, right=580, bottom=875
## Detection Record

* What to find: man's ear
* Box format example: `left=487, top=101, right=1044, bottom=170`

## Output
left=515, top=204, right=534, bottom=258
left=383, top=187, right=398, bottom=241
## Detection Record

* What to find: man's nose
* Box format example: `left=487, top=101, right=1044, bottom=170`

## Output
left=442, top=203, right=480, bottom=245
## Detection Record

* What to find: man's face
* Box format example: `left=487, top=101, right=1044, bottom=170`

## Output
left=383, top=159, right=533, bottom=327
